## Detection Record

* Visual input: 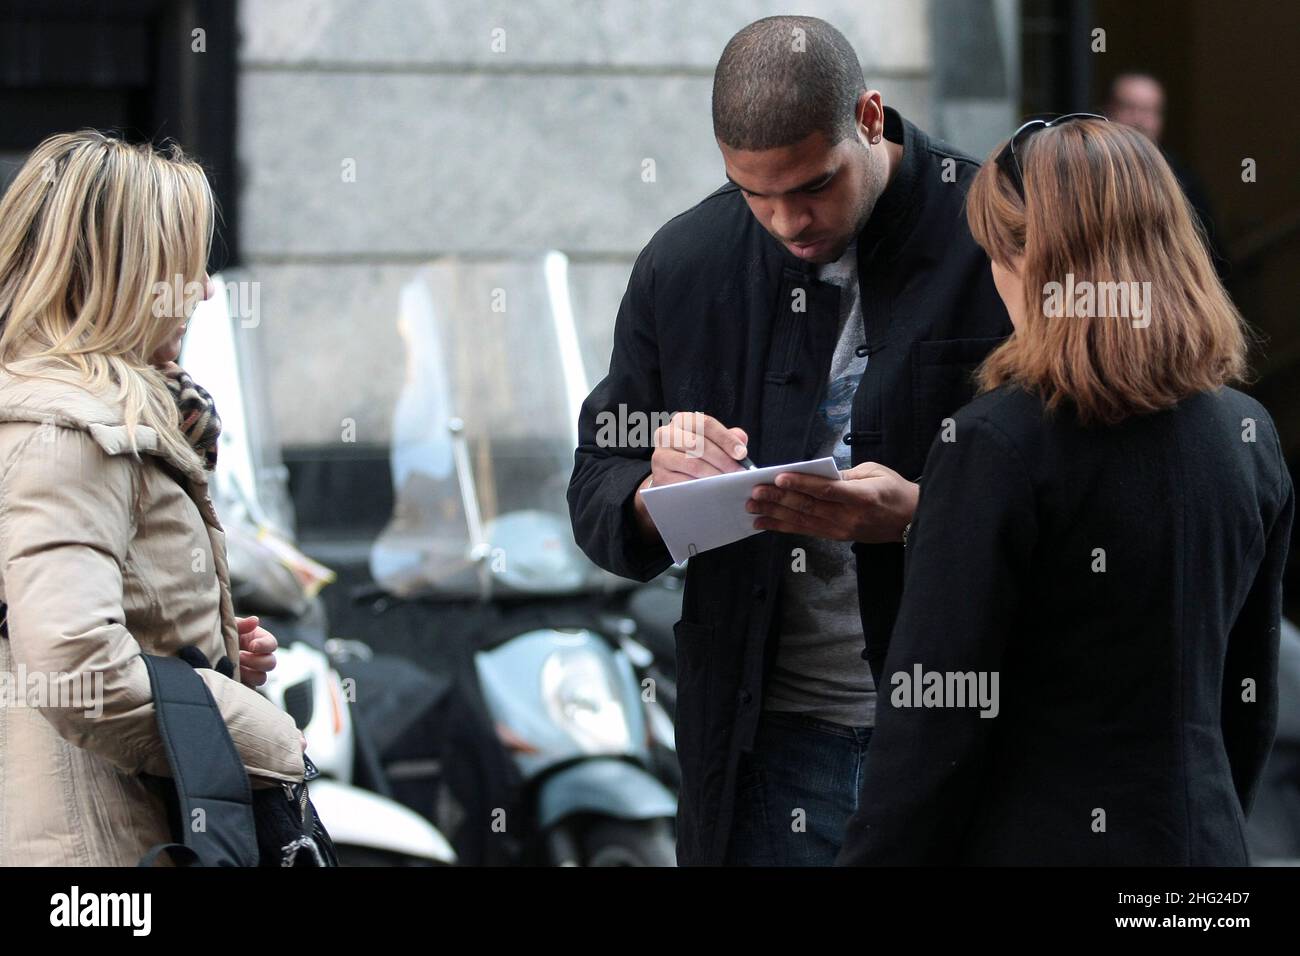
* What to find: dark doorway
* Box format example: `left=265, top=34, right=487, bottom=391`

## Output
left=0, top=0, right=239, bottom=268
left=1020, top=0, right=1300, bottom=614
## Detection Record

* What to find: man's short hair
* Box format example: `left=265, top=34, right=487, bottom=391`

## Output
left=1107, top=70, right=1164, bottom=101
left=712, top=16, right=867, bottom=151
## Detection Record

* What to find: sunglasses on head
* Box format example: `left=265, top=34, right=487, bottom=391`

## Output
left=994, top=113, right=1108, bottom=200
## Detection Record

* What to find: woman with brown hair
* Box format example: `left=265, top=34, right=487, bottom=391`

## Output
left=838, top=116, right=1293, bottom=865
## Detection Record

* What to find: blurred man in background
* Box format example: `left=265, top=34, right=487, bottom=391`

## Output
left=1106, top=71, right=1227, bottom=280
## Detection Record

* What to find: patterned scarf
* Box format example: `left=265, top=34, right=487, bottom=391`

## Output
left=158, top=361, right=221, bottom=470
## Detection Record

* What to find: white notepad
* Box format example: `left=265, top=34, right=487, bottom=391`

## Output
left=639, top=457, right=842, bottom=564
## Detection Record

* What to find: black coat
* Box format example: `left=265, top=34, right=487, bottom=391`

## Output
left=837, top=384, right=1295, bottom=865
left=568, top=109, right=1012, bottom=864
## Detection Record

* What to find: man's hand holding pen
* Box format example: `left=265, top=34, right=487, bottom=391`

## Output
left=632, top=411, right=750, bottom=540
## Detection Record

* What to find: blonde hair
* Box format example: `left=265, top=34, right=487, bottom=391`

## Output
left=965, top=119, right=1248, bottom=425
left=0, top=130, right=215, bottom=466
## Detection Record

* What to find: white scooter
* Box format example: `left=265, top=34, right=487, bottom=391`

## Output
left=369, top=255, right=678, bottom=865
left=182, top=275, right=456, bottom=866
left=258, top=624, right=456, bottom=865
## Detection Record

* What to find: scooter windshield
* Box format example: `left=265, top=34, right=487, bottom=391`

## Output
left=371, top=254, right=626, bottom=600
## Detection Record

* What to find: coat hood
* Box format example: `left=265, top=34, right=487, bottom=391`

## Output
left=0, top=368, right=209, bottom=486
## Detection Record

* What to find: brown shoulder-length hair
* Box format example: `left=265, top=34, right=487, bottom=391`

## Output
left=965, top=118, right=1248, bottom=425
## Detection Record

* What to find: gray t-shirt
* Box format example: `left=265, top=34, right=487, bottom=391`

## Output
left=764, top=241, right=877, bottom=727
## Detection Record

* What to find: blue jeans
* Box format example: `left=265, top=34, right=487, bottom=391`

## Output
left=724, top=711, right=873, bottom=866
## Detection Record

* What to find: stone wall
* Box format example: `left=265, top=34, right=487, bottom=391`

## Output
left=234, top=0, right=1015, bottom=448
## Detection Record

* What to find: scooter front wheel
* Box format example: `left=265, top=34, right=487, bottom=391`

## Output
left=579, top=818, right=677, bottom=867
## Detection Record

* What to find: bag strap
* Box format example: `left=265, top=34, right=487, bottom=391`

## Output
left=137, top=653, right=259, bottom=867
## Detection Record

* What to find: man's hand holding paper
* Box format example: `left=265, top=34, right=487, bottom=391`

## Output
left=633, top=410, right=919, bottom=560
left=638, top=453, right=841, bottom=564
left=747, top=460, right=918, bottom=543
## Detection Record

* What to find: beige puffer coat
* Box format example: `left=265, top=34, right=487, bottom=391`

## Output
left=0, top=370, right=305, bottom=866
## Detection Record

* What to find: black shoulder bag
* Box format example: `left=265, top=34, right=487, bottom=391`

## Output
left=137, top=649, right=338, bottom=867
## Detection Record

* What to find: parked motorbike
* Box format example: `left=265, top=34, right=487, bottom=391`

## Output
left=181, top=276, right=457, bottom=866
left=367, top=254, right=678, bottom=865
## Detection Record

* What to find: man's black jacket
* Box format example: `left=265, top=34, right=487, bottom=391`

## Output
left=567, top=109, right=1012, bottom=865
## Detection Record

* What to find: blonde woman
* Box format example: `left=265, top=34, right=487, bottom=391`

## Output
left=0, top=132, right=304, bottom=866
left=838, top=117, right=1293, bottom=865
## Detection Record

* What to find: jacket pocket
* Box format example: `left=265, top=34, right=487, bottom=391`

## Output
left=911, top=336, right=1006, bottom=463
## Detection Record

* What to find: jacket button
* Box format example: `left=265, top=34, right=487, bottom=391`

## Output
left=752, top=584, right=766, bottom=602
left=738, top=689, right=752, bottom=705
left=855, top=344, right=869, bottom=357
left=843, top=433, right=854, bottom=445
